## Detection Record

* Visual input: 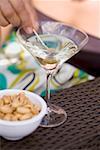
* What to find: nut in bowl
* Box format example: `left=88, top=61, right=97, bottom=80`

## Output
left=0, top=89, right=47, bottom=141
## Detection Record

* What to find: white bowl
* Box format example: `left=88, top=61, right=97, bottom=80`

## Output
left=0, top=89, right=47, bottom=141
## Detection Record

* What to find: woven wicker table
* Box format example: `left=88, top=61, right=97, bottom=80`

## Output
left=1, top=78, right=100, bottom=150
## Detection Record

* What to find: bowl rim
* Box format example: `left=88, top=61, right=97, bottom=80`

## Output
left=0, top=89, right=47, bottom=126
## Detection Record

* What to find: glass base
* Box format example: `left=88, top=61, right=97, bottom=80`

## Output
left=40, top=104, right=67, bottom=127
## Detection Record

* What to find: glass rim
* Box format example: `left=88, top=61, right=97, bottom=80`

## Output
left=40, top=20, right=89, bottom=48
left=16, top=20, right=89, bottom=48
left=40, top=20, right=88, bottom=37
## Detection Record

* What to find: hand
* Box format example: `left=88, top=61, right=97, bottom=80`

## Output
left=0, top=0, right=38, bottom=33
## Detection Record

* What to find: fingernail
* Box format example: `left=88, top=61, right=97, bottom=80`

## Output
left=25, top=27, right=33, bottom=34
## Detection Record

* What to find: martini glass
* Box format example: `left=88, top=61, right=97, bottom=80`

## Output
left=17, top=21, right=88, bottom=127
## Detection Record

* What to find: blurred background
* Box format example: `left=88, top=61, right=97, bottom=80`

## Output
left=34, top=0, right=100, bottom=38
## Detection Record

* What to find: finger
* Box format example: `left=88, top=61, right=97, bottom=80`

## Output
left=9, top=0, right=32, bottom=28
left=23, top=0, right=38, bottom=30
left=0, top=0, right=20, bottom=26
left=0, top=26, right=1, bottom=47
left=0, top=9, right=9, bottom=27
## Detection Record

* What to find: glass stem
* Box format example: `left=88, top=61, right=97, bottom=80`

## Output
left=45, top=72, right=52, bottom=106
